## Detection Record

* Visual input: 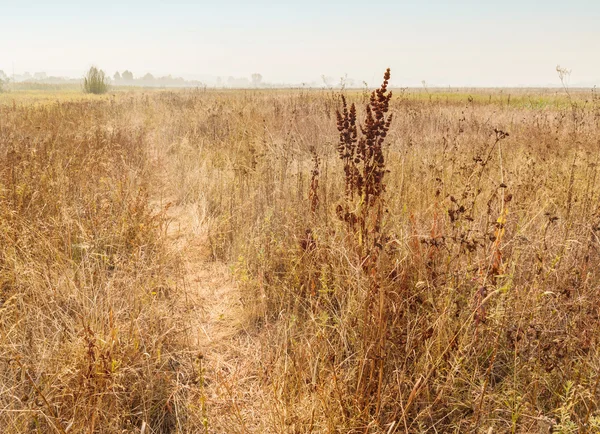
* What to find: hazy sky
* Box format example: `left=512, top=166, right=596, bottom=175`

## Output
left=1, top=0, right=599, bottom=86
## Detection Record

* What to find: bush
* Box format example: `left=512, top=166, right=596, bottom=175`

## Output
left=83, top=66, right=109, bottom=94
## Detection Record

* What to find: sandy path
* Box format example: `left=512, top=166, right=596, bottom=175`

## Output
left=164, top=202, right=243, bottom=347
left=160, top=200, right=268, bottom=433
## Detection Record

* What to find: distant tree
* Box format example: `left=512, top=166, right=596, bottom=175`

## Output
left=251, top=73, right=263, bottom=87
left=227, top=76, right=250, bottom=88
left=121, top=70, right=134, bottom=81
left=142, top=73, right=155, bottom=81
left=0, top=70, right=9, bottom=81
left=83, top=66, right=109, bottom=94
left=114, top=71, right=121, bottom=81
left=556, top=65, right=572, bottom=98
left=321, top=75, right=334, bottom=88
left=33, top=72, right=47, bottom=80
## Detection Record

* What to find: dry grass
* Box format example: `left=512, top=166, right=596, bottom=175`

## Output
left=0, top=98, right=196, bottom=433
left=2, top=83, right=600, bottom=433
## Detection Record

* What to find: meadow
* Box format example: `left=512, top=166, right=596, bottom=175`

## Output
left=1, top=77, right=600, bottom=433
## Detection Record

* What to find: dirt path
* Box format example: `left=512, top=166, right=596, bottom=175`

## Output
left=161, top=200, right=268, bottom=433
left=164, top=201, right=243, bottom=347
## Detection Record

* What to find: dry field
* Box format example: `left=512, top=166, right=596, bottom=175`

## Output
left=1, top=77, right=600, bottom=433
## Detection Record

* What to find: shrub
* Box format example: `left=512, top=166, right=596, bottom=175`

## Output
left=83, top=66, right=109, bottom=94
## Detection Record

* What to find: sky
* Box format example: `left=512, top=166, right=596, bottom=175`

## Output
left=1, top=0, right=599, bottom=87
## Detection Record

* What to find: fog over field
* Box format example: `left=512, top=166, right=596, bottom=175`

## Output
left=3, top=2, right=600, bottom=433
left=1, top=0, right=599, bottom=87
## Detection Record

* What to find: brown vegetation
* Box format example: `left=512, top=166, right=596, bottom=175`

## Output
left=2, top=79, right=600, bottom=433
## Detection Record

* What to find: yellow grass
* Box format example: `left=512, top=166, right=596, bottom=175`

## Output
left=1, top=85, right=600, bottom=433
